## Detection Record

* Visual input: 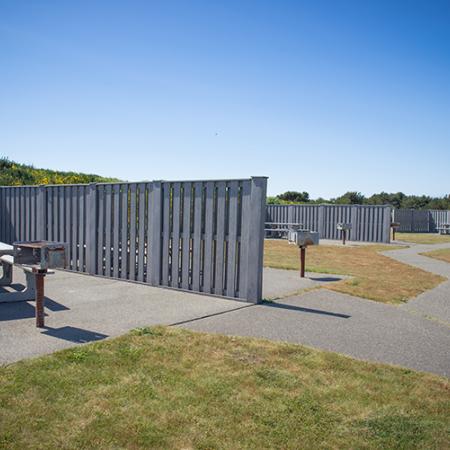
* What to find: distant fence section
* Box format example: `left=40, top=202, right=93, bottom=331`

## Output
left=266, top=204, right=392, bottom=243
left=0, top=177, right=267, bottom=303
left=393, top=209, right=450, bottom=233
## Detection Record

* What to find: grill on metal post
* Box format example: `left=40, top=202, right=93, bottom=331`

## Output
left=336, top=223, right=352, bottom=245
left=13, top=241, right=68, bottom=328
left=390, top=222, right=400, bottom=241
left=287, top=228, right=319, bottom=278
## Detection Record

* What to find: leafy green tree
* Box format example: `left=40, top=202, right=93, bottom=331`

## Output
left=334, top=191, right=366, bottom=205
left=277, top=191, right=310, bottom=203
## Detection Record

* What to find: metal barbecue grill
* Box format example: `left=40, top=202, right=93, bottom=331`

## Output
left=287, top=229, right=319, bottom=277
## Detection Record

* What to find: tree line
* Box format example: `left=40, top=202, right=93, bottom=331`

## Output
left=268, top=191, right=450, bottom=210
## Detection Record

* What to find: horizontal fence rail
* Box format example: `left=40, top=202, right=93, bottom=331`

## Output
left=266, top=204, right=392, bottom=243
left=393, top=209, right=450, bottom=233
left=0, top=177, right=267, bottom=303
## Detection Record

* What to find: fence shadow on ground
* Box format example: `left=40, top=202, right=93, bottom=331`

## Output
left=263, top=302, right=351, bottom=319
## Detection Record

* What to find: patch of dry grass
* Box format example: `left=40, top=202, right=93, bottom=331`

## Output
left=421, top=248, right=450, bottom=264
left=264, top=240, right=445, bottom=304
left=396, top=232, right=450, bottom=244
left=1, top=327, right=449, bottom=449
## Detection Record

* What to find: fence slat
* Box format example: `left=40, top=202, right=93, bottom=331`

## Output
left=203, top=182, right=215, bottom=294
left=181, top=182, right=192, bottom=290
left=192, top=182, right=202, bottom=292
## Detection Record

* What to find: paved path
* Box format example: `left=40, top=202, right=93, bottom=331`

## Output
left=2, top=244, right=449, bottom=377
left=0, top=269, right=245, bottom=364
left=0, top=267, right=346, bottom=365
left=181, top=243, right=450, bottom=377
left=382, top=243, right=450, bottom=324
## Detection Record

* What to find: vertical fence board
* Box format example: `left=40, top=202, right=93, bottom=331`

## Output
left=181, top=182, right=192, bottom=290
left=192, top=182, right=203, bottom=292
left=214, top=182, right=226, bottom=296
left=171, top=183, right=181, bottom=287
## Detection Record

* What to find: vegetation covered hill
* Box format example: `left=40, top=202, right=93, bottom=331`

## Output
left=0, top=158, right=119, bottom=186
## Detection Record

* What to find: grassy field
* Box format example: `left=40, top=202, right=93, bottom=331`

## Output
left=396, top=232, right=450, bottom=245
left=1, top=326, right=449, bottom=449
left=421, top=248, right=450, bottom=264
left=264, top=240, right=445, bottom=304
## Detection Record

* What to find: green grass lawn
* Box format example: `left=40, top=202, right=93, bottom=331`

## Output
left=421, top=248, right=450, bottom=264
left=396, top=232, right=450, bottom=244
left=264, top=240, right=445, bottom=304
left=1, top=327, right=449, bottom=449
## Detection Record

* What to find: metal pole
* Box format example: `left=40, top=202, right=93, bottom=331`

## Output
left=342, top=229, right=346, bottom=245
left=34, top=271, right=46, bottom=328
left=392, top=228, right=396, bottom=241
left=300, top=246, right=306, bottom=278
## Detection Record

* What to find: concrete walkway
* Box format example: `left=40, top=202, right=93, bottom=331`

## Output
left=1, top=244, right=449, bottom=377
left=382, top=243, right=450, bottom=324
left=181, top=243, right=450, bottom=377
left=0, top=267, right=346, bottom=365
left=180, top=289, right=450, bottom=376
left=0, top=269, right=245, bottom=364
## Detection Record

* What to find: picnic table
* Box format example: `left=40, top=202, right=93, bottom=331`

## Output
left=437, top=224, right=450, bottom=235
left=265, top=222, right=304, bottom=238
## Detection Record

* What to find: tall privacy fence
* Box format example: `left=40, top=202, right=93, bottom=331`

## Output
left=393, top=209, right=450, bottom=233
left=266, top=204, right=392, bottom=243
left=0, top=177, right=267, bottom=303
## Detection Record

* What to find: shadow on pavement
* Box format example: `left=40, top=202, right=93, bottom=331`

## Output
left=41, top=326, right=108, bottom=343
left=0, top=298, right=69, bottom=321
left=264, top=302, right=351, bottom=319
left=309, top=277, right=343, bottom=282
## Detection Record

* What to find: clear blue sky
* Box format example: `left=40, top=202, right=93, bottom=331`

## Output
left=1, top=0, right=449, bottom=197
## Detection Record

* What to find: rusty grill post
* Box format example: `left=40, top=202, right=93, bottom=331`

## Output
left=300, top=246, right=306, bottom=278
left=13, top=241, right=68, bottom=327
left=34, top=270, right=46, bottom=328
left=287, top=228, right=319, bottom=278
left=391, top=222, right=400, bottom=241
left=337, top=223, right=352, bottom=245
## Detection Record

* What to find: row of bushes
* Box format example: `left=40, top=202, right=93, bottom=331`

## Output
left=0, top=158, right=119, bottom=186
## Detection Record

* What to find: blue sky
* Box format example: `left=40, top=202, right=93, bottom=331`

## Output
left=1, top=0, right=449, bottom=197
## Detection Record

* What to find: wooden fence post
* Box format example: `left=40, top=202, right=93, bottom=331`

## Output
left=383, top=205, right=392, bottom=243
left=149, top=181, right=163, bottom=286
left=244, top=176, right=267, bottom=303
left=318, top=205, right=325, bottom=238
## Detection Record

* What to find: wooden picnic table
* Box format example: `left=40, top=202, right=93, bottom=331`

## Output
left=437, top=224, right=450, bottom=235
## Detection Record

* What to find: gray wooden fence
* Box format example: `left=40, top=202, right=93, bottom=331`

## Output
left=0, top=177, right=267, bottom=303
left=393, top=209, right=450, bottom=233
left=266, top=204, right=392, bottom=243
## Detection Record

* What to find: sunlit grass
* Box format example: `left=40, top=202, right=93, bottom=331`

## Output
left=421, top=248, right=450, bottom=264
left=1, top=326, right=449, bottom=449
left=264, top=240, right=445, bottom=304
left=396, top=232, right=450, bottom=245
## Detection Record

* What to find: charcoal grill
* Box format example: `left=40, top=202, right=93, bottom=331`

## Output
left=13, top=241, right=68, bottom=327
left=336, top=223, right=352, bottom=245
left=287, top=229, right=319, bottom=277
